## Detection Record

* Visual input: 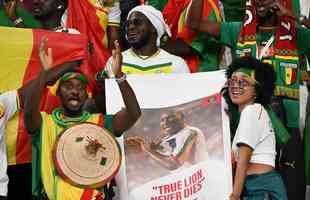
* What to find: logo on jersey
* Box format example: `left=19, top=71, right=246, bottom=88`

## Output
left=280, top=62, right=298, bottom=85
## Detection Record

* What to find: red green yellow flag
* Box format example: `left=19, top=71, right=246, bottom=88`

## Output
left=163, top=0, right=222, bottom=72
left=284, top=67, right=297, bottom=85
left=67, top=0, right=113, bottom=82
left=0, top=26, right=88, bottom=165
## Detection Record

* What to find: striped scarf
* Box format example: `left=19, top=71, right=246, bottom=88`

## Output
left=236, top=0, right=300, bottom=99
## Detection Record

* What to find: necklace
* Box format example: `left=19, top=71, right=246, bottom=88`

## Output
left=52, top=108, right=91, bottom=128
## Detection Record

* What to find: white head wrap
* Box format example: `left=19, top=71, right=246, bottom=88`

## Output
left=127, top=5, right=171, bottom=46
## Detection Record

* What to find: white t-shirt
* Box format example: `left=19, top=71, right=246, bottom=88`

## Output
left=156, top=126, right=208, bottom=164
left=232, top=103, right=276, bottom=167
left=0, top=90, right=19, bottom=196
left=105, top=48, right=190, bottom=75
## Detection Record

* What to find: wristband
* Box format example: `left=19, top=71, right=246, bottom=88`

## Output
left=13, top=17, right=23, bottom=26
left=95, top=70, right=108, bottom=82
left=115, top=73, right=126, bottom=84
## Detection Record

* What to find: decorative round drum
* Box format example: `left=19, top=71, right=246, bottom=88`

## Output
left=53, top=123, right=121, bottom=188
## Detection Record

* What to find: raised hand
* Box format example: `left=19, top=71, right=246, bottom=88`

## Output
left=4, top=0, right=17, bottom=21
left=111, top=40, right=123, bottom=77
left=270, top=0, right=295, bottom=19
left=39, top=36, right=53, bottom=71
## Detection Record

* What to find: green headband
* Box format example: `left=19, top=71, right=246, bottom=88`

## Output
left=60, top=72, right=88, bottom=84
left=48, top=72, right=90, bottom=96
left=234, top=68, right=259, bottom=84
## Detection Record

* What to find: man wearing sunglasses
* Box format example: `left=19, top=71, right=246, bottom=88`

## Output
left=101, top=5, right=189, bottom=76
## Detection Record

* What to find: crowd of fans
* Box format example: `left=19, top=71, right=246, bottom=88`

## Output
left=0, top=0, right=310, bottom=199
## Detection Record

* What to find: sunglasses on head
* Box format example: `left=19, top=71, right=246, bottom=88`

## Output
left=124, top=18, right=144, bottom=29
left=227, top=78, right=255, bottom=89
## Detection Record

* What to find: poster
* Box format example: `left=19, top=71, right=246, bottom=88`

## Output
left=106, top=71, right=232, bottom=200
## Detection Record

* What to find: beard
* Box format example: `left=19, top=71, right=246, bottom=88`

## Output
left=62, top=106, right=84, bottom=117
left=128, top=33, right=151, bottom=50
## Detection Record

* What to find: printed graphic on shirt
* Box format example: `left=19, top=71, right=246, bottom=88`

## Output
left=257, top=45, right=274, bottom=60
left=122, top=63, right=173, bottom=74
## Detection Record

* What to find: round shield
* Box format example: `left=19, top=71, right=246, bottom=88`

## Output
left=53, top=123, right=121, bottom=188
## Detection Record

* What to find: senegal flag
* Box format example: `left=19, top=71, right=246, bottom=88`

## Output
left=284, top=67, right=297, bottom=85
left=0, top=26, right=88, bottom=165
left=163, top=0, right=222, bottom=72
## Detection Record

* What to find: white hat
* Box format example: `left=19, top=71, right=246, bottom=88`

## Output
left=127, top=5, right=171, bottom=46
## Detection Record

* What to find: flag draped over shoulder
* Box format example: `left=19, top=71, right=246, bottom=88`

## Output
left=163, top=0, right=222, bottom=72
left=0, top=26, right=88, bottom=165
left=66, top=0, right=112, bottom=85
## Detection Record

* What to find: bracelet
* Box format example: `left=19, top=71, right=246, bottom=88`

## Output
left=13, top=17, right=23, bottom=26
left=115, top=73, right=126, bottom=84
left=95, top=70, right=108, bottom=82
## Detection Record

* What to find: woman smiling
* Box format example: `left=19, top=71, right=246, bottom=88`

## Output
left=224, top=57, right=287, bottom=200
